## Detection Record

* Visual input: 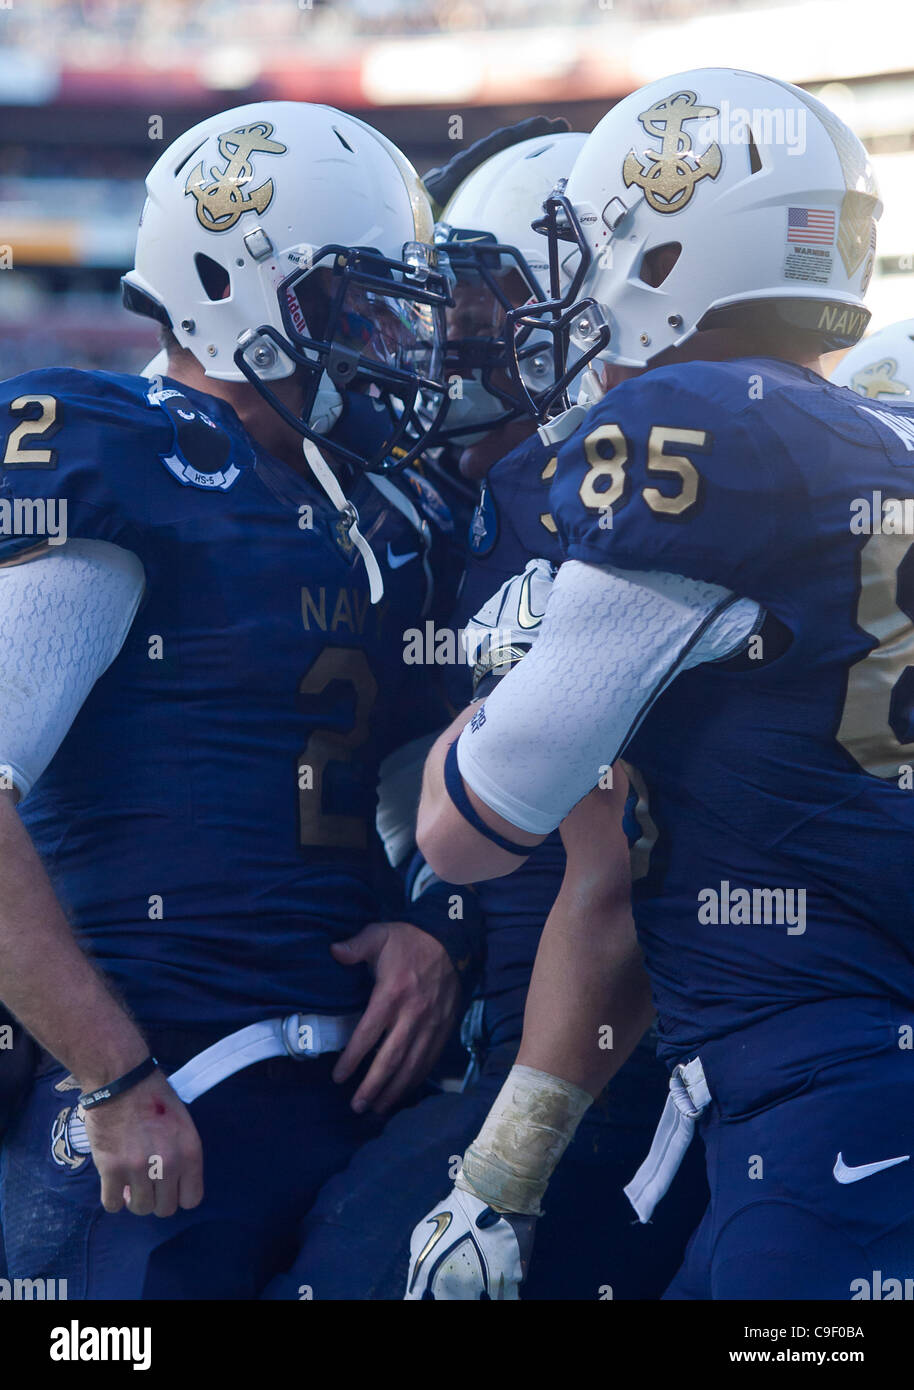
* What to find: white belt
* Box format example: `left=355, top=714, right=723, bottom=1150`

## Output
left=64, top=1012, right=360, bottom=1157
left=624, top=1056, right=711, bottom=1224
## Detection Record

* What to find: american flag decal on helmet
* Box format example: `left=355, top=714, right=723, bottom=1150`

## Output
left=787, top=207, right=836, bottom=245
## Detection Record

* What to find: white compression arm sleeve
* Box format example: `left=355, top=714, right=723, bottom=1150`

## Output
left=456, top=559, right=761, bottom=836
left=0, top=539, right=146, bottom=798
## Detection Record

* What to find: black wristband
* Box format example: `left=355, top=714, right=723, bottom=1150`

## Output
left=78, top=1055, right=159, bottom=1111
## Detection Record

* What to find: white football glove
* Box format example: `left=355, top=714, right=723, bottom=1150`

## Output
left=463, top=557, right=556, bottom=696
left=404, top=1185, right=537, bottom=1300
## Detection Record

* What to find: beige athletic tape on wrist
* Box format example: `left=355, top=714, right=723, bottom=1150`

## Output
left=456, top=1064, right=593, bottom=1216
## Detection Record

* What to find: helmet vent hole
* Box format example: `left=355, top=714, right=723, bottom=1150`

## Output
left=194, top=252, right=231, bottom=301
left=173, top=141, right=206, bottom=179
left=639, top=243, right=681, bottom=288
left=747, top=127, right=763, bottom=175
left=332, top=126, right=356, bottom=153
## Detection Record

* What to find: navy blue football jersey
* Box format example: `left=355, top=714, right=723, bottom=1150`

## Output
left=463, top=431, right=563, bottom=595
left=0, top=368, right=453, bottom=1028
left=550, top=356, right=914, bottom=1063
left=452, top=430, right=567, bottom=1043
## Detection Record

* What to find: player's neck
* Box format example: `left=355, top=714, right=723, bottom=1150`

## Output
left=647, top=331, right=827, bottom=379
left=598, top=336, right=826, bottom=394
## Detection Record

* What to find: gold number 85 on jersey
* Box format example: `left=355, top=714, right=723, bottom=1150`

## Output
left=577, top=423, right=706, bottom=520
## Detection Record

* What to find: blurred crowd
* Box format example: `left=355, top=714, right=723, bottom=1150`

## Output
left=2, top=0, right=786, bottom=53
left=0, top=145, right=147, bottom=180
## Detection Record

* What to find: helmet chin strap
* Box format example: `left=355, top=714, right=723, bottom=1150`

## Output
left=300, top=435, right=385, bottom=604
left=577, top=363, right=606, bottom=408
left=535, top=363, right=606, bottom=447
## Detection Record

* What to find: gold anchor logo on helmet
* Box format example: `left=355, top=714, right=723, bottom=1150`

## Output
left=185, top=122, right=287, bottom=232
left=623, top=91, right=722, bottom=214
left=850, top=357, right=910, bottom=399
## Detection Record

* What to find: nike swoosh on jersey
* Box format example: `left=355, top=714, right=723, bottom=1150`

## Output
left=387, top=543, right=419, bottom=569
left=517, top=569, right=546, bottom=629
left=408, top=1211, right=452, bottom=1293
left=833, top=1151, right=910, bottom=1184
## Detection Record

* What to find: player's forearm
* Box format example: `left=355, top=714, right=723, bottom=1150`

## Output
left=517, top=873, right=654, bottom=1097
left=518, top=777, right=652, bottom=1095
left=456, top=915, right=652, bottom=1216
left=456, top=783, right=651, bottom=1217
left=0, top=791, right=148, bottom=1091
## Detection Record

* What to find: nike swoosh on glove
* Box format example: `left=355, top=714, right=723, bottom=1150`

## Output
left=463, top=557, right=556, bottom=697
left=404, top=1186, right=536, bottom=1300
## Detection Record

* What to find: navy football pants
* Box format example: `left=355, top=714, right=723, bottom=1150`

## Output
left=666, top=1044, right=914, bottom=1299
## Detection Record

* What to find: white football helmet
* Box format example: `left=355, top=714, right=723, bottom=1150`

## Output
left=122, top=101, right=452, bottom=471
left=515, top=68, right=881, bottom=419
left=830, top=318, right=914, bottom=400
left=434, top=130, right=586, bottom=445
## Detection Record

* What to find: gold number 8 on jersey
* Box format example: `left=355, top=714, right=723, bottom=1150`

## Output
left=837, top=530, right=914, bottom=779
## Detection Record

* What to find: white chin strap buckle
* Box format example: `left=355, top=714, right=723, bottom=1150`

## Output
left=301, top=436, right=385, bottom=603
left=537, top=403, right=591, bottom=447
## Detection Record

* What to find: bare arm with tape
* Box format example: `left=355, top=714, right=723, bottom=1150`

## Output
left=405, top=777, right=653, bottom=1298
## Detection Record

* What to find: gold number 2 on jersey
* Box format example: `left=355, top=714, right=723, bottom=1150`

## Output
left=3, top=395, right=60, bottom=468
left=298, top=647, right=378, bottom=848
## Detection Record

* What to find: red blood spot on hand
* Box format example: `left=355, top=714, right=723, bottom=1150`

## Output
left=153, top=1100, right=166, bottom=1115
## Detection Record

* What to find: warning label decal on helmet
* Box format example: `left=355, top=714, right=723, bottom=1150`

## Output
left=765, top=77, right=880, bottom=277
left=783, top=207, right=836, bottom=284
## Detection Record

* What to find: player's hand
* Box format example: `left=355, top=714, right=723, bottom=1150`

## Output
left=82, top=1068, right=204, bottom=1218
left=331, top=921, right=461, bottom=1114
left=463, top=557, right=556, bottom=694
left=404, top=1186, right=536, bottom=1299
